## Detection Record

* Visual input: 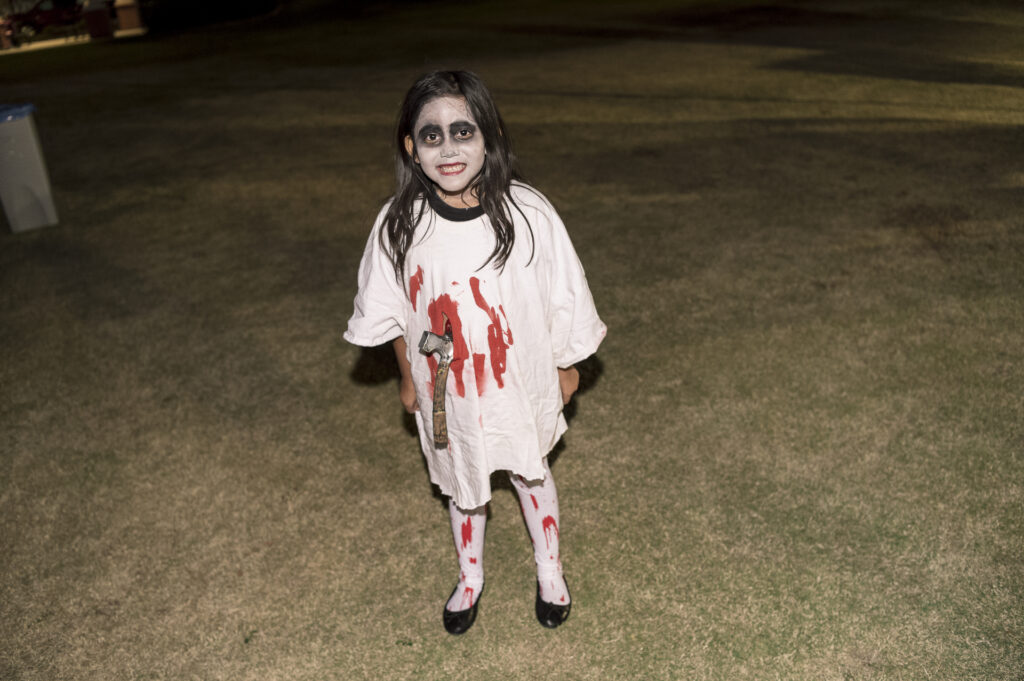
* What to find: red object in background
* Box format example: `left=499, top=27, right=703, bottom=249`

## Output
left=1, top=0, right=82, bottom=46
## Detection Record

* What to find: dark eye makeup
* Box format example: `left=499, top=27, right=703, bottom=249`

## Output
left=416, top=120, right=477, bottom=145
left=449, top=121, right=476, bottom=138
left=417, top=124, right=443, bottom=144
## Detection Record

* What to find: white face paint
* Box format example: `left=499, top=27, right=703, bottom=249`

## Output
left=406, top=96, right=485, bottom=208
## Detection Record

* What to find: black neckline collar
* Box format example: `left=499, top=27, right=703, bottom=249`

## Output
left=425, top=188, right=484, bottom=222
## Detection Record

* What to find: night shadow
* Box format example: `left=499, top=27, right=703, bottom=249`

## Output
left=668, top=5, right=1024, bottom=89
left=350, top=343, right=419, bottom=437
left=502, top=4, right=1024, bottom=90
left=563, top=353, right=605, bottom=424
left=349, top=343, right=398, bottom=385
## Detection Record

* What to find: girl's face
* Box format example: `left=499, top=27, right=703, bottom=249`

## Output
left=404, top=96, right=485, bottom=208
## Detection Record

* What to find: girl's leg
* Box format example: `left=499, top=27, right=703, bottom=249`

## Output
left=508, top=458, right=570, bottom=605
left=446, top=499, right=486, bottom=611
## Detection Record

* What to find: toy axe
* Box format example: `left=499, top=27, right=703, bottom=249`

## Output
left=418, top=320, right=454, bottom=448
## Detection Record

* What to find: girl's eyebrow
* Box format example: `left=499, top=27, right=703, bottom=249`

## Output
left=449, top=120, right=476, bottom=132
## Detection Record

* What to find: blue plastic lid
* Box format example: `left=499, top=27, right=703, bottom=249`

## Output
left=0, top=104, right=35, bottom=123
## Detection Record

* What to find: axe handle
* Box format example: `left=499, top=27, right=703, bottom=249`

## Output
left=432, top=360, right=451, bottom=447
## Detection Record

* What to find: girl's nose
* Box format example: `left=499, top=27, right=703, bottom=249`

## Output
left=441, top=142, right=459, bottom=158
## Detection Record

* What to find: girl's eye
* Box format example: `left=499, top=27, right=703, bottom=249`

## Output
left=424, top=133, right=440, bottom=144
left=455, top=129, right=473, bottom=139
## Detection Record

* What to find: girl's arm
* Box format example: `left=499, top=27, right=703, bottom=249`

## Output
left=558, top=366, right=579, bottom=405
left=393, top=337, right=419, bottom=414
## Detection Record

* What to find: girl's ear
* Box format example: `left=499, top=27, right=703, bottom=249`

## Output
left=404, top=135, right=418, bottom=163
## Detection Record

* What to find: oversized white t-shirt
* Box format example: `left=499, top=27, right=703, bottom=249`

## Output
left=345, top=183, right=606, bottom=509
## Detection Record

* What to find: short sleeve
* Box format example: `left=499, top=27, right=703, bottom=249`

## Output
left=535, top=196, right=607, bottom=367
left=343, top=206, right=408, bottom=347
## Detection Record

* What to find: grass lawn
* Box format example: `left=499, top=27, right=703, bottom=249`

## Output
left=1, top=1, right=1022, bottom=679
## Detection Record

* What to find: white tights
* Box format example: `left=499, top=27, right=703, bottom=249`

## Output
left=445, top=458, right=570, bottom=611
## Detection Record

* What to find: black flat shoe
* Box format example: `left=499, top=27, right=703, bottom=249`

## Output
left=443, top=584, right=483, bottom=635
left=535, top=579, right=571, bottom=629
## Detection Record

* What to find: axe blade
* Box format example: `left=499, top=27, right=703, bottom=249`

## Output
left=419, top=329, right=453, bottom=363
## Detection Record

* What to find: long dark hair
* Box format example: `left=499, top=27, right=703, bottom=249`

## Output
left=380, top=70, right=530, bottom=283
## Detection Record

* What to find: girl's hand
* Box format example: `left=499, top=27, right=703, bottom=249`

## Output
left=558, top=366, right=579, bottom=405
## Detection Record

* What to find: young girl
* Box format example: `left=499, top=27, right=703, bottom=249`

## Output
left=344, top=71, right=605, bottom=634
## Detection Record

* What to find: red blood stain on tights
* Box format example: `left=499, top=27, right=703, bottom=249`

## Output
left=530, top=494, right=539, bottom=511
left=460, top=517, right=473, bottom=550
left=470, top=277, right=512, bottom=389
left=459, top=586, right=475, bottom=610
left=542, top=516, right=559, bottom=550
left=408, top=266, right=424, bottom=312
left=426, top=294, right=468, bottom=397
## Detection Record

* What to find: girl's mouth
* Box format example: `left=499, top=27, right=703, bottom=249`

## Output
left=437, top=163, right=467, bottom=176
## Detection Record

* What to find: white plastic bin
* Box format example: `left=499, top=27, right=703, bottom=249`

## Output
left=0, top=104, right=59, bottom=233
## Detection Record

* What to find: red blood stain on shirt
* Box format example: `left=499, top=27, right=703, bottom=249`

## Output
left=542, top=516, right=559, bottom=549
left=498, top=305, right=513, bottom=345
left=409, top=266, right=424, bottom=312
left=426, top=294, right=468, bottom=398
left=461, top=517, right=473, bottom=549
left=470, top=277, right=512, bottom=389
left=472, top=353, right=487, bottom=396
